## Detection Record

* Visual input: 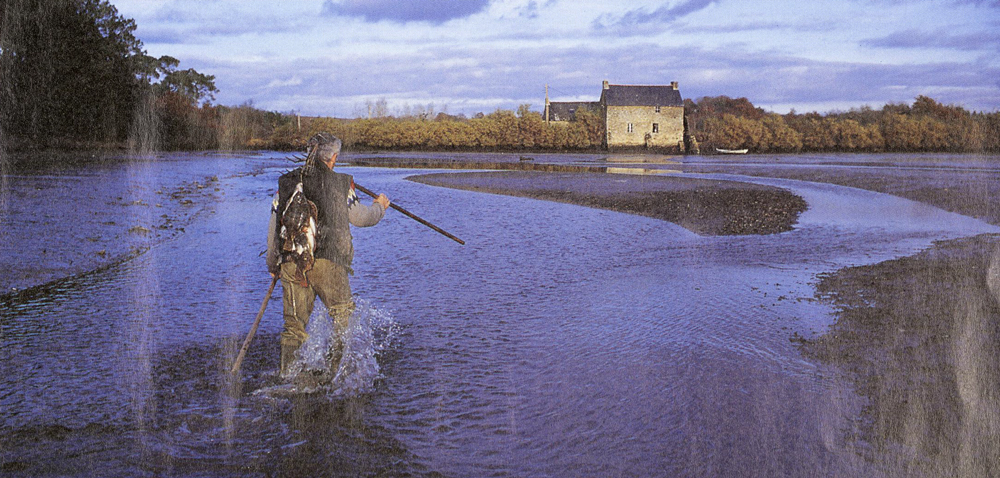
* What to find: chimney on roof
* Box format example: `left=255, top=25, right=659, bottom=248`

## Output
left=603, top=80, right=610, bottom=90
left=670, top=81, right=678, bottom=90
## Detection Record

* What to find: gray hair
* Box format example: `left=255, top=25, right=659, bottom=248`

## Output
left=303, top=133, right=342, bottom=172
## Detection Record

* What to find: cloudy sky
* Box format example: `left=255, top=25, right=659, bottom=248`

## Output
left=112, top=0, right=1000, bottom=117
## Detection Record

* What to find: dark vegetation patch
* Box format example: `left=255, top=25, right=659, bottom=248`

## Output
left=409, top=171, right=807, bottom=236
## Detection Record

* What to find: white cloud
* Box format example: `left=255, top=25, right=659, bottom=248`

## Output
left=110, top=0, right=999, bottom=115
left=266, top=77, right=304, bottom=89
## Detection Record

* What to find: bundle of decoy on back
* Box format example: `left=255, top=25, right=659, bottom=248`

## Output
left=280, top=180, right=318, bottom=286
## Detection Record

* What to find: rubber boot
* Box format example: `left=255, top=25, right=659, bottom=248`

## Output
left=327, top=307, right=351, bottom=374
left=280, top=344, right=298, bottom=377
left=325, top=337, right=344, bottom=375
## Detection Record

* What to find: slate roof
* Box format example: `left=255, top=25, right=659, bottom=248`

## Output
left=547, top=101, right=599, bottom=121
left=601, top=85, right=683, bottom=107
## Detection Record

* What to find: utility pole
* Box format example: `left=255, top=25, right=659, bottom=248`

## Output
left=544, top=84, right=550, bottom=125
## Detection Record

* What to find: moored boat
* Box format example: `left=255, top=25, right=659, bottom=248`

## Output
left=716, top=148, right=749, bottom=154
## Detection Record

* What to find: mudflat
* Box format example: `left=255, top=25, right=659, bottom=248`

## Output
left=801, top=234, right=1000, bottom=475
left=682, top=160, right=1000, bottom=226
left=409, top=171, right=807, bottom=236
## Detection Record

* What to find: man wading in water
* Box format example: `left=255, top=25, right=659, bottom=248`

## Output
left=266, top=133, right=390, bottom=377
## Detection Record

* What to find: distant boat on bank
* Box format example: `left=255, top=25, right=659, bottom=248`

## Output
left=716, top=148, right=749, bottom=154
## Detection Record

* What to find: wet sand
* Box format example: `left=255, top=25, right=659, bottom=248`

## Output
left=410, top=171, right=807, bottom=236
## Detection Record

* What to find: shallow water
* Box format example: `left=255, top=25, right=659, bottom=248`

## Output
left=2, top=152, right=998, bottom=476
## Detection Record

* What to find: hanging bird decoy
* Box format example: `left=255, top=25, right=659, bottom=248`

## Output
left=279, top=182, right=318, bottom=286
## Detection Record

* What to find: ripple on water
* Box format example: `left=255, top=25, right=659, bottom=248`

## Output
left=5, top=155, right=998, bottom=476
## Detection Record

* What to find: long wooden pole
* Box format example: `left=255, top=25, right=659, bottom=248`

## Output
left=230, top=274, right=280, bottom=375
left=354, top=182, right=465, bottom=245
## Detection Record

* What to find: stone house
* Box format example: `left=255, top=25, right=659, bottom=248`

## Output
left=601, top=81, right=684, bottom=151
left=544, top=80, right=687, bottom=152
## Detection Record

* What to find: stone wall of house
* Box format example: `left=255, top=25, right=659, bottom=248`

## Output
left=604, top=105, right=684, bottom=150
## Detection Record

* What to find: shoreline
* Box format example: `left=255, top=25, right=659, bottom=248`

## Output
left=409, top=171, right=807, bottom=236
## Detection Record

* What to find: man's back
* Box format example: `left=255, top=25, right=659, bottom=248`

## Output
left=277, top=166, right=354, bottom=269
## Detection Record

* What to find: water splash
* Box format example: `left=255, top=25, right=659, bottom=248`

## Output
left=255, top=297, right=399, bottom=399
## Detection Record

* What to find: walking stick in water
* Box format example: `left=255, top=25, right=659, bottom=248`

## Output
left=231, top=274, right=280, bottom=375
left=354, top=182, right=465, bottom=245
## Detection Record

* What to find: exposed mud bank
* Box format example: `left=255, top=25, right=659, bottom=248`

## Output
left=409, top=171, right=807, bottom=236
left=350, top=157, right=609, bottom=172
left=681, top=160, right=1000, bottom=227
left=800, top=234, right=1000, bottom=476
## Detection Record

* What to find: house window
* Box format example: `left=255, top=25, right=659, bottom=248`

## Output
left=652, top=123, right=659, bottom=133
left=627, top=123, right=633, bottom=133
left=655, top=106, right=661, bottom=113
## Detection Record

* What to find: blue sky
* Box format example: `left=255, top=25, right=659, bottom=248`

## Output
left=113, top=0, right=1000, bottom=117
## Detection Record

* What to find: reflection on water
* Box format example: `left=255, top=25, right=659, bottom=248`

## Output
left=605, top=167, right=683, bottom=175
left=1, top=152, right=998, bottom=476
left=603, top=154, right=681, bottom=164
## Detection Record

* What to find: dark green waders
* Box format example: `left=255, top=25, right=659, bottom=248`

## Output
left=279, top=259, right=355, bottom=376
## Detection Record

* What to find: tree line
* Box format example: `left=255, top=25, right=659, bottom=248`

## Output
left=269, top=95, right=999, bottom=155
left=686, top=95, right=1000, bottom=154
left=0, top=0, right=288, bottom=152
left=269, top=105, right=606, bottom=152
